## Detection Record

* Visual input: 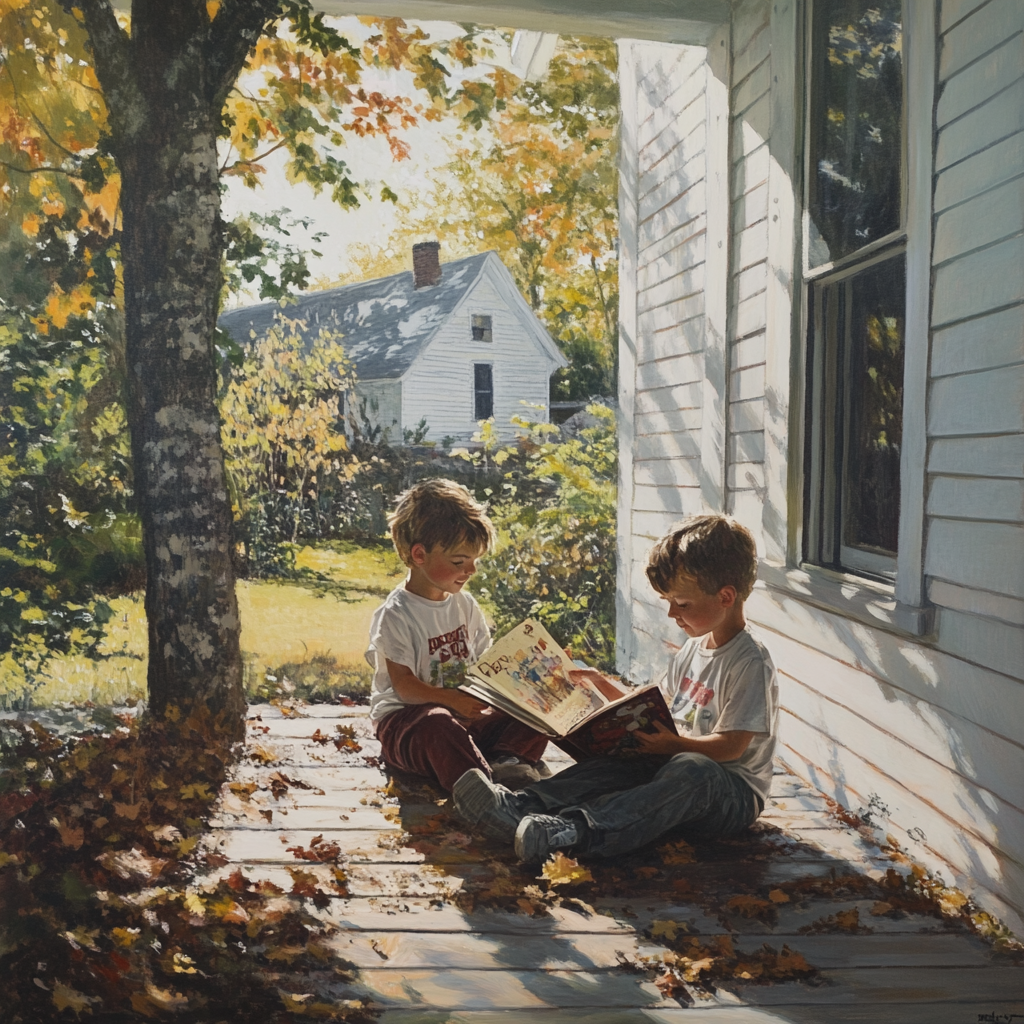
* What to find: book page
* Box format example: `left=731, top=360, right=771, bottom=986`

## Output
left=467, top=620, right=606, bottom=736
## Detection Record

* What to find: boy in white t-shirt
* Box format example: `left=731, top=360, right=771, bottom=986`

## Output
left=453, top=514, right=778, bottom=862
left=366, top=479, right=548, bottom=793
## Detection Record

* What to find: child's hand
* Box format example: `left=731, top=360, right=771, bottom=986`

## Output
left=570, top=668, right=629, bottom=701
left=444, top=690, right=488, bottom=719
left=634, top=721, right=684, bottom=755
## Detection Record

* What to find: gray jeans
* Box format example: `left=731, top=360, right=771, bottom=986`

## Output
left=516, top=752, right=762, bottom=858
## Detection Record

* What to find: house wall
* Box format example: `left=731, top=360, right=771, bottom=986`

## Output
left=618, top=0, right=1024, bottom=933
left=402, top=273, right=555, bottom=442
left=353, top=380, right=402, bottom=442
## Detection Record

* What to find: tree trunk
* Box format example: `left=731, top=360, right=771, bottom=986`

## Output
left=118, top=108, right=245, bottom=736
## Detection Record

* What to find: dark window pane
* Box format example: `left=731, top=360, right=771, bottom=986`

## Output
left=842, top=256, right=905, bottom=556
left=472, top=314, right=493, bottom=342
left=809, top=0, right=903, bottom=266
left=474, top=363, right=493, bottom=420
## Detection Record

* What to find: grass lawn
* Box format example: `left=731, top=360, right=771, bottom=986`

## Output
left=0, top=542, right=407, bottom=709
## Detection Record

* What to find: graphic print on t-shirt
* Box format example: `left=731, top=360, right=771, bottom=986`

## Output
left=427, top=624, right=470, bottom=688
left=677, top=675, right=714, bottom=727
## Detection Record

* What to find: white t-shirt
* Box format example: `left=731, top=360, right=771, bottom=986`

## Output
left=661, top=627, right=778, bottom=806
left=366, top=584, right=491, bottom=723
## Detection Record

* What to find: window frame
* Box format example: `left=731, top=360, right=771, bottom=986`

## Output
left=473, top=362, right=494, bottom=421
left=471, top=314, right=493, bottom=343
left=793, top=0, right=935, bottom=635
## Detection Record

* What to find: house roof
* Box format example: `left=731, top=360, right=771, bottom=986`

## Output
left=219, top=251, right=499, bottom=381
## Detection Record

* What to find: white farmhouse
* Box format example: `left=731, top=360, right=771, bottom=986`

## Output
left=219, top=242, right=566, bottom=443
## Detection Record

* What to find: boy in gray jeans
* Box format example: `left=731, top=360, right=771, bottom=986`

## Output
left=453, top=514, right=779, bottom=863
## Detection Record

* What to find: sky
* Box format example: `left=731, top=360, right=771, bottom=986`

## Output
left=219, top=17, right=517, bottom=307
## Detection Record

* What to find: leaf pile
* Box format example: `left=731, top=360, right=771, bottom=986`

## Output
left=0, top=708, right=376, bottom=1022
left=640, top=933, right=817, bottom=1000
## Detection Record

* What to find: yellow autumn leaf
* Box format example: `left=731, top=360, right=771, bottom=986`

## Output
left=206, top=0, right=220, bottom=19
left=768, top=888, right=790, bottom=903
left=870, top=900, right=893, bottom=916
left=144, top=983, right=188, bottom=1012
left=52, top=982, right=98, bottom=1014
left=21, top=213, right=41, bottom=237
left=937, top=889, right=968, bottom=916
left=183, top=891, right=206, bottom=917
left=649, top=918, right=687, bottom=941
left=540, top=851, right=593, bottom=887
left=177, top=835, right=199, bottom=855
left=111, top=927, right=140, bottom=947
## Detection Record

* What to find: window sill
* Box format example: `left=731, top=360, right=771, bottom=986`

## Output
left=756, top=561, right=936, bottom=640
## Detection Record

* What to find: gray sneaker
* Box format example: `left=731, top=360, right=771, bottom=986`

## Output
left=452, top=769, right=526, bottom=841
left=514, top=813, right=579, bottom=864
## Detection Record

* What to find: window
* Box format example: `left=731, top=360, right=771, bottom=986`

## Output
left=473, top=363, right=493, bottom=420
left=471, top=314, right=493, bottom=342
left=803, top=0, right=905, bottom=580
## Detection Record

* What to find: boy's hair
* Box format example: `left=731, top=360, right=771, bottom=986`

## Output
left=388, top=478, right=495, bottom=566
left=646, top=514, right=758, bottom=600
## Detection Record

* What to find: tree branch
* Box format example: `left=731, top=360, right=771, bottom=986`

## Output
left=206, top=0, right=285, bottom=110
left=0, top=160, right=84, bottom=179
left=58, top=0, right=135, bottom=149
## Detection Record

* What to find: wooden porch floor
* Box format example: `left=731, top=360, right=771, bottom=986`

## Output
left=208, top=702, right=1024, bottom=1023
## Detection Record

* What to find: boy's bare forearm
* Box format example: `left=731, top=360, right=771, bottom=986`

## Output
left=635, top=723, right=754, bottom=761
left=385, top=659, right=484, bottom=715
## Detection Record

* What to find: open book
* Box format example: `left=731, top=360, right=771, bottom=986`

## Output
left=459, top=619, right=677, bottom=759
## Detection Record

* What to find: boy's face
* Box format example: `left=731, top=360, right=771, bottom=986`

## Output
left=659, top=575, right=735, bottom=638
left=410, top=541, right=484, bottom=596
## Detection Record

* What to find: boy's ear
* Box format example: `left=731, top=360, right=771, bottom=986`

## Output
left=718, top=585, right=738, bottom=607
left=409, top=543, right=428, bottom=566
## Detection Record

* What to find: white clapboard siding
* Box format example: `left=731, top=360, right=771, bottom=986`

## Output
left=932, top=176, right=1024, bottom=266
left=936, top=30, right=1023, bottom=127
left=354, top=379, right=402, bottom=437
left=928, top=433, right=1024, bottom=478
left=768, top=630, right=1024, bottom=812
left=931, top=303, right=1024, bottom=377
left=401, top=271, right=555, bottom=441
left=747, top=587, right=1024, bottom=741
left=724, top=0, right=771, bottom=522
left=934, top=130, right=1024, bottom=213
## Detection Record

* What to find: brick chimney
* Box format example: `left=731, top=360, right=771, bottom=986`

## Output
left=412, top=241, right=442, bottom=289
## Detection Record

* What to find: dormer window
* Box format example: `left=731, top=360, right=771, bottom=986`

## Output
left=471, top=314, right=493, bottom=342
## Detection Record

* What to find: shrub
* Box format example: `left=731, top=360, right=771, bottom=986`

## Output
left=469, top=404, right=617, bottom=670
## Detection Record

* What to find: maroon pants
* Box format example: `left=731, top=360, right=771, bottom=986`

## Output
left=374, top=704, right=549, bottom=793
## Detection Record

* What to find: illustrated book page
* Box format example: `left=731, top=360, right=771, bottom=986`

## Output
left=460, top=619, right=606, bottom=737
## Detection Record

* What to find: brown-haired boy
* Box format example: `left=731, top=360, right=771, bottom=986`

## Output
left=366, top=478, right=549, bottom=792
left=453, top=513, right=778, bottom=862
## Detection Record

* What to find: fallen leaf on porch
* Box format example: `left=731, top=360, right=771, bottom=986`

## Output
left=58, top=822, right=85, bottom=849
left=658, top=839, right=696, bottom=864
left=768, top=888, right=790, bottom=903
left=540, top=852, right=593, bottom=886
left=650, top=919, right=688, bottom=941
left=287, top=834, right=342, bottom=862
left=724, top=895, right=773, bottom=920
left=870, top=900, right=894, bottom=915
left=248, top=744, right=280, bottom=764
left=634, top=866, right=660, bottom=879
left=654, top=968, right=689, bottom=1001
left=229, top=781, right=258, bottom=799
left=309, top=728, right=330, bottom=745
left=52, top=983, right=99, bottom=1014
left=334, top=724, right=362, bottom=752
left=95, top=847, right=169, bottom=882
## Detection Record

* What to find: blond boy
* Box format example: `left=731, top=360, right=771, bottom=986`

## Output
left=453, top=514, right=779, bottom=862
left=366, top=479, right=548, bottom=792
